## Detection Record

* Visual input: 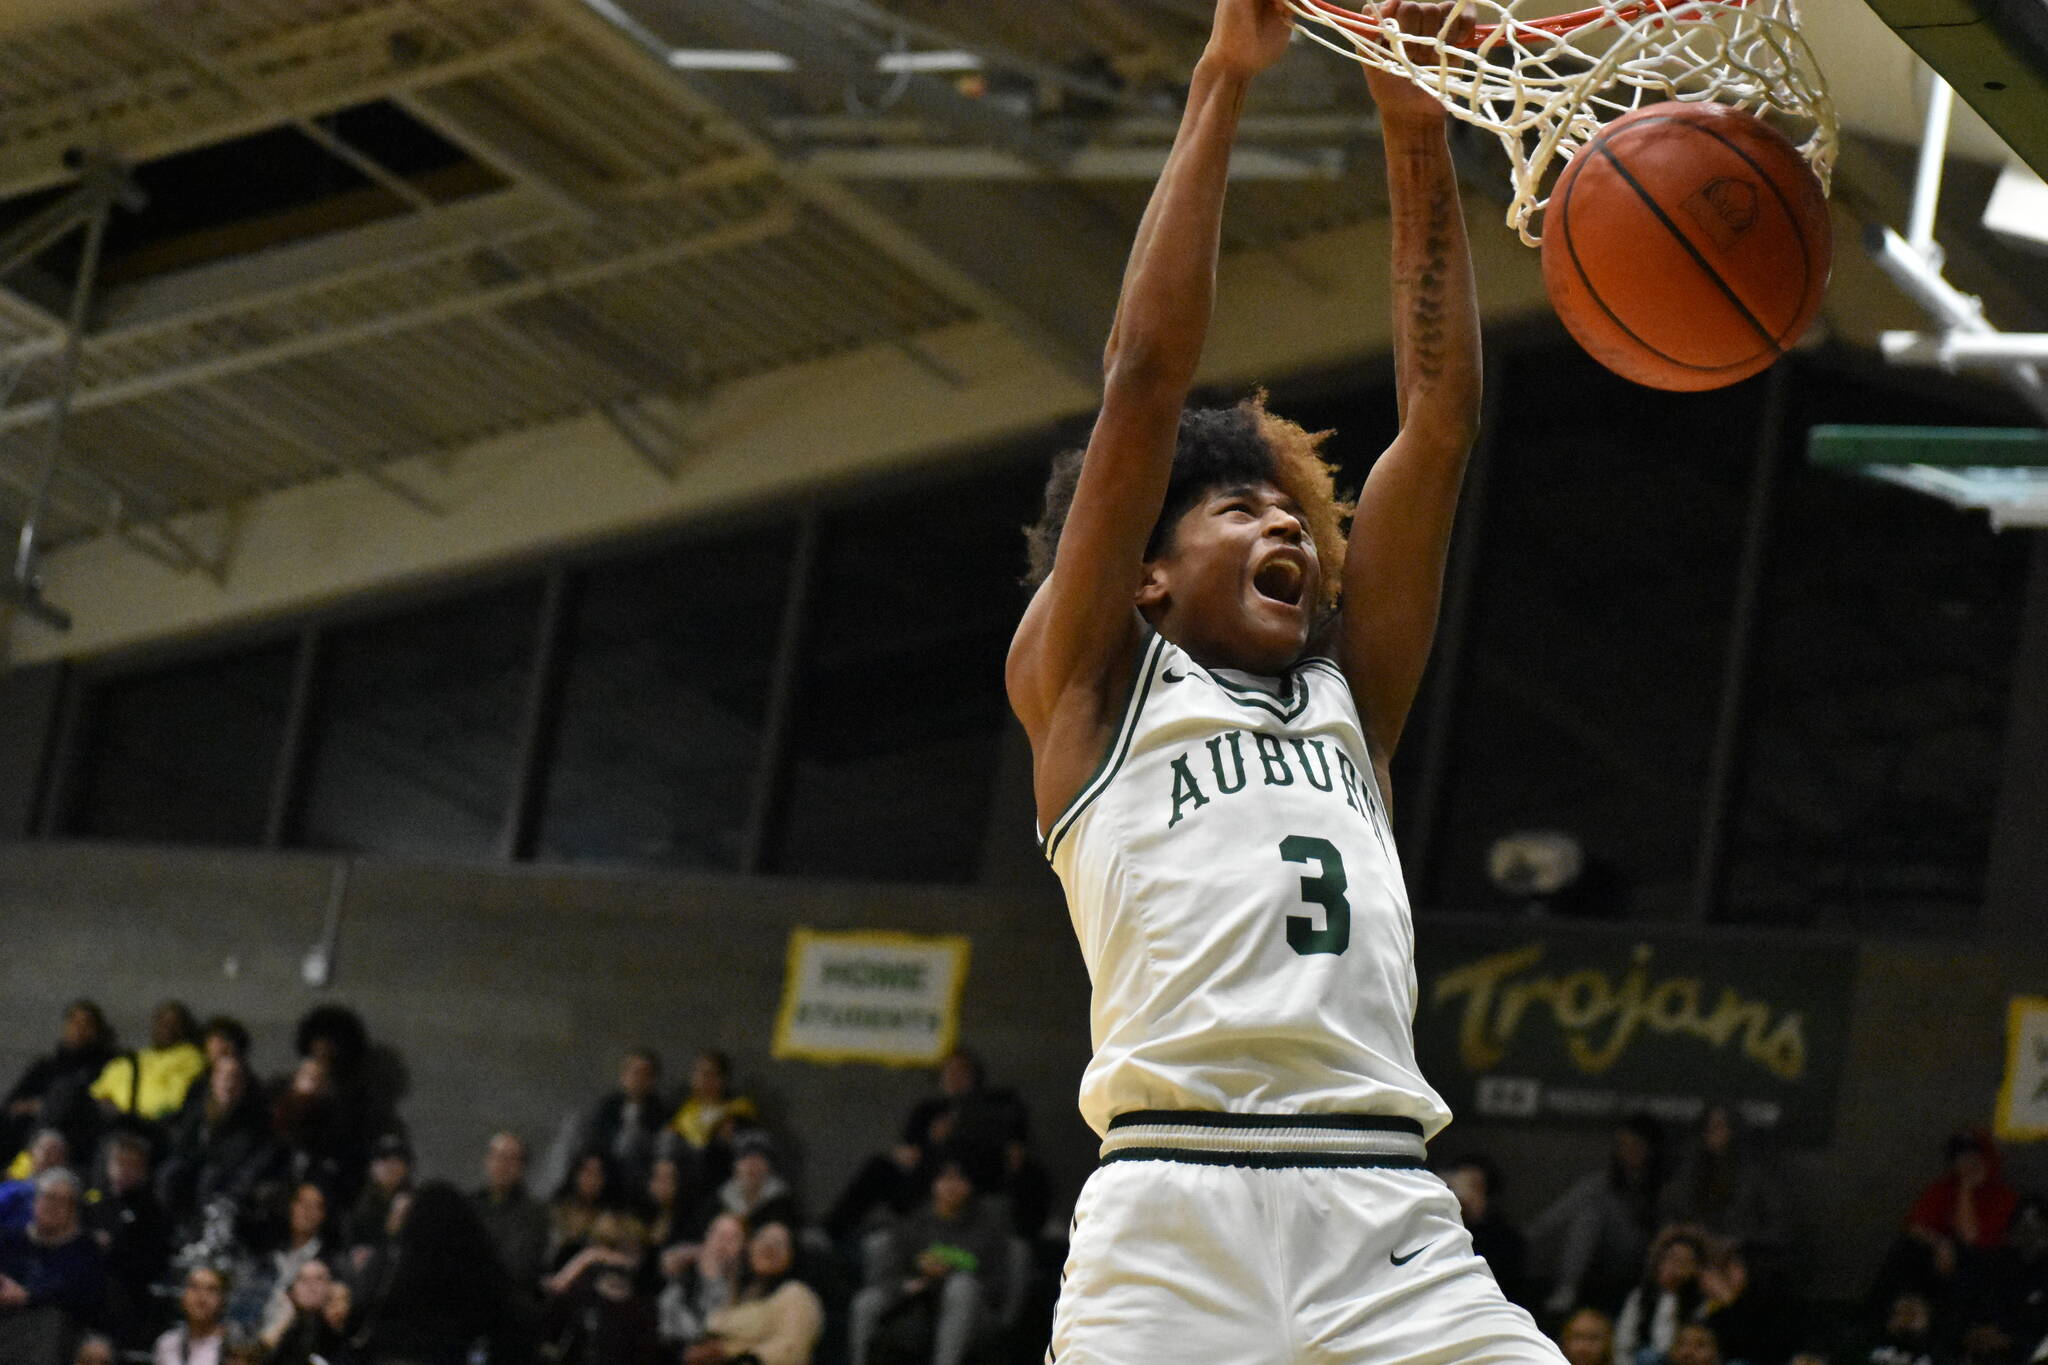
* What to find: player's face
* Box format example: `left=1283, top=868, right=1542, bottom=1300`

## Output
left=1141, top=481, right=1320, bottom=675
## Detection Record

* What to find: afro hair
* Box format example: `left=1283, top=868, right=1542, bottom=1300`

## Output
left=1024, top=392, right=1350, bottom=612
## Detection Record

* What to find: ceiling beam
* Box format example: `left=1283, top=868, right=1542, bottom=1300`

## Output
left=0, top=20, right=556, bottom=203
left=0, top=206, right=797, bottom=437
left=555, top=0, right=1109, bottom=389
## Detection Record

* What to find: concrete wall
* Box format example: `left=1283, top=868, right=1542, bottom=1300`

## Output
left=2, top=839, right=2044, bottom=1303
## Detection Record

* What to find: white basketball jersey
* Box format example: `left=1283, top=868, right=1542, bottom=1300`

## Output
left=1042, top=631, right=1452, bottom=1140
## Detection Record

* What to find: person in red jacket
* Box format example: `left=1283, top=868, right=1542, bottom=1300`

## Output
left=1875, top=1128, right=2023, bottom=1309
left=1907, top=1131, right=2021, bottom=1274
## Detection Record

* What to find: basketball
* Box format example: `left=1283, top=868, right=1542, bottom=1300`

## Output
left=1540, top=101, right=1833, bottom=392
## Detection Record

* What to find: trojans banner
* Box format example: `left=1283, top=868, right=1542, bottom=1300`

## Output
left=1413, top=921, right=1859, bottom=1144
left=772, top=928, right=972, bottom=1067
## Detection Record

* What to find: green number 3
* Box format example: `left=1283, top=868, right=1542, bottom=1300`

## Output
left=1279, top=834, right=1350, bottom=956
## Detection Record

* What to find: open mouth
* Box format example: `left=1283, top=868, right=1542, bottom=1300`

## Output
left=1252, top=554, right=1306, bottom=608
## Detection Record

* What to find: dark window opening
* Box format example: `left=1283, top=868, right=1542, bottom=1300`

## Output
left=66, top=642, right=298, bottom=846
left=537, top=524, right=797, bottom=871
left=296, top=580, right=542, bottom=858
left=0, top=99, right=504, bottom=288
left=772, top=460, right=1042, bottom=884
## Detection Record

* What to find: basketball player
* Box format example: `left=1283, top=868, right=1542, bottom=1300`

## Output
left=1006, top=0, right=1567, bottom=1360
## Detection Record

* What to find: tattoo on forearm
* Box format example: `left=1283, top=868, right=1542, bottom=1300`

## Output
left=1408, top=185, right=1454, bottom=381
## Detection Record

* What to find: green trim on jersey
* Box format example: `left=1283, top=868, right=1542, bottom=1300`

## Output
left=1207, top=666, right=1311, bottom=722
left=1041, top=631, right=1169, bottom=864
left=1107, top=1109, right=1424, bottom=1135
left=1297, top=656, right=1347, bottom=686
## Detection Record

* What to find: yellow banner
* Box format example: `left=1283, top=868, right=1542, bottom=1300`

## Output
left=1995, top=995, right=2048, bottom=1142
left=772, top=928, right=971, bottom=1067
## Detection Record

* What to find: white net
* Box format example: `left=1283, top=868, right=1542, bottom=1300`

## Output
left=1284, top=0, right=1838, bottom=244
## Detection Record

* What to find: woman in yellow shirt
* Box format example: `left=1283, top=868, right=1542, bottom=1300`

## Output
left=91, top=1002, right=205, bottom=1129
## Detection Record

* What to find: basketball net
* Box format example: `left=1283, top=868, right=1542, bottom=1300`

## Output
left=1285, top=0, right=1838, bottom=245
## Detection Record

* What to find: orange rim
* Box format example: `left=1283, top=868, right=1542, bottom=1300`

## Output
left=1296, top=0, right=1745, bottom=46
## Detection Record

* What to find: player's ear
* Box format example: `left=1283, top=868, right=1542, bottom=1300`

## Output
left=1134, top=558, right=1169, bottom=611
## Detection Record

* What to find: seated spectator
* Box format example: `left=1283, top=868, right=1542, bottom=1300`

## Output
left=1699, top=1240, right=1794, bottom=1365
left=541, top=1211, right=660, bottom=1365
left=1952, top=1199, right=2048, bottom=1365
left=545, top=1210, right=652, bottom=1300
left=341, top=1187, right=412, bottom=1294
left=1885, top=1132, right=2022, bottom=1304
left=1560, top=1307, right=1617, bottom=1365
left=242, top=1183, right=330, bottom=1335
left=1614, top=1228, right=1707, bottom=1365
left=71, top=1332, right=113, bottom=1365
left=1857, top=1292, right=1949, bottom=1365
left=1531, top=1116, right=1666, bottom=1317
left=686, top=1223, right=821, bottom=1365
left=582, top=1051, right=668, bottom=1197
left=287, top=1007, right=386, bottom=1205
left=473, top=1133, right=550, bottom=1299
left=349, top=1182, right=534, bottom=1365
left=666, top=1054, right=758, bottom=1193
left=90, top=1003, right=206, bottom=1138
left=658, top=1213, right=746, bottom=1356
left=0, top=1171, right=106, bottom=1365
left=1668, top=1322, right=1726, bottom=1365
left=702, top=1136, right=799, bottom=1239
left=1444, top=1153, right=1531, bottom=1308
left=153, top=1266, right=237, bottom=1365
left=83, top=1132, right=170, bottom=1346
left=0, top=1134, right=71, bottom=1232
left=1658, top=1107, right=1787, bottom=1260
left=549, top=1152, right=621, bottom=1272
left=157, top=1056, right=278, bottom=1238
left=341, top=1138, right=411, bottom=1255
left=257, top=1260, right=351, bottom=1365
left=828, top=1050, right=1044, bottom=1244
left=202, top=1020, right=251, bottom=1069
left=849, top=1155, right=1013, bottom=1365
left=169, top=1021, right=253, bottom=1133
left=271, top=1058, right=365, bottom=1205
left=3, top=1004, right=116, bottom=1170
left=644, top=1157, right=694, bottom=1253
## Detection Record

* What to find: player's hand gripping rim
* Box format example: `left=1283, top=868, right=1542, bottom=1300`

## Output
left=1203, top=0, right=1298, bottom=78
left=1362, top=0, right=1477, bottom=124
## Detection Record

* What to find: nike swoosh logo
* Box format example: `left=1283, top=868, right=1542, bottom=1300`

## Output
left=1390, top=1242, right=1434, bottom=1267
left=1162, top=669, right=1187, bottom=683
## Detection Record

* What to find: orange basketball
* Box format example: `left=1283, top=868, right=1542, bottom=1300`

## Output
left=1540, top=101, right=1832, bottom=392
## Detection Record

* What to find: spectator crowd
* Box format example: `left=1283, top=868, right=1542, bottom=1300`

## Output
left=1, top=997, right=2042, bottom=1365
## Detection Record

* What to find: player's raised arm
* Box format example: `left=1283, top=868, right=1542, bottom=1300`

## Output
left=1339, top=1, right=1484, bottom=770
left=1006, top=0, right=1293, bottom=759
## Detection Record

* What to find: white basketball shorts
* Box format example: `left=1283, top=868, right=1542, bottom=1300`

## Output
left=1048, top=1112, right=1565, bottom=1365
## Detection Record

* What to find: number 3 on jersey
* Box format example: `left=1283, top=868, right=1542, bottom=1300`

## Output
left=1279, top=834, right=1350, bottom=956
